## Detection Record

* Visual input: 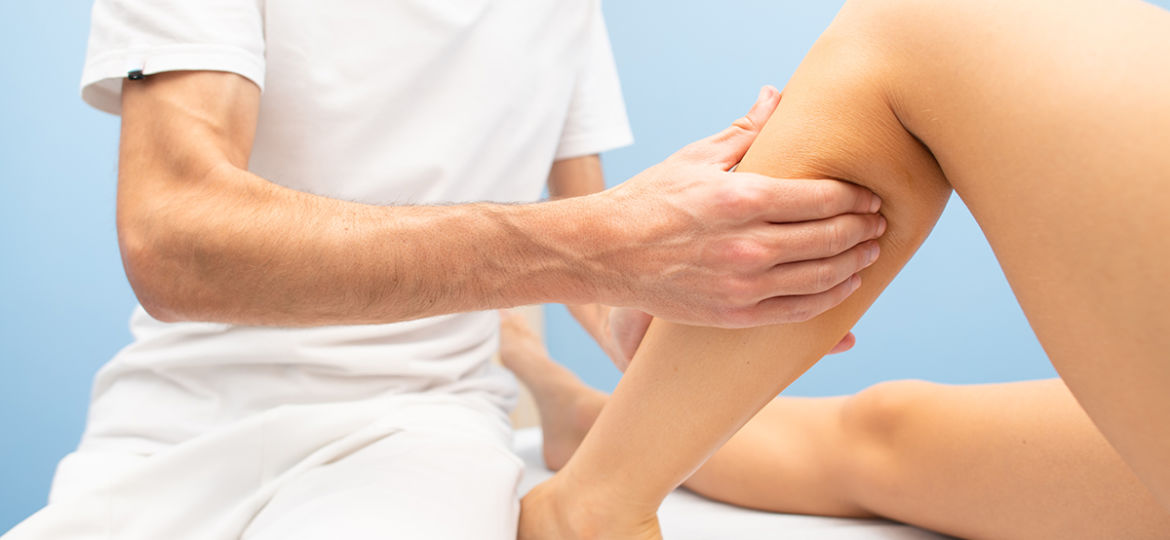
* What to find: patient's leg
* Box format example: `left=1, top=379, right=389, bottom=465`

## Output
left=694, top=380, right=1170, bottom=539
left=519, top=0, right=1170, bottom=537
left=501, top=316, right=1170, bottom=538
left=520, top=14, right=949, bottom=540
left=873, top=0, right=1170, bottom=510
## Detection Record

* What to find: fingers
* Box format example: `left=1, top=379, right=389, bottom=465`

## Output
left=734, top=175, right=882, bottom=222
left=717, top=241, right=876, bottom=326
left=608, top=308, right=653, bottom=370
left=827, top=332, right=856, bottom=355
left=768, top=240, right=880, bottom=296
left=766, top=213, right=887, bottom=265
left=742, top=273, right=862, bottom=327
left=684, top=86, right=782, bottom=169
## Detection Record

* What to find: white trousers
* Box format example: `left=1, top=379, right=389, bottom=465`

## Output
left=4, top=395, right=523, bottom=540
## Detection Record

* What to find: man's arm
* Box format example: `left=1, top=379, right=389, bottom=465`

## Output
left=119, top=71, right=601, bottom=325
left=544, top=155, right=620, bottom=358
left=119, top=72, right=883, bottom=327
left=546, top=155, right=664, bottom=366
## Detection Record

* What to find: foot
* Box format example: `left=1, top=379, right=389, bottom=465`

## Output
left=499, top=310, right=607, bottom=470
left=518, top=476, right=663, bottom=540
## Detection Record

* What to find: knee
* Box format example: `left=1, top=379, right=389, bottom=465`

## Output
left=834, top=380, right=936, bottom=507
left=839, top=379, right=930, bottom=441
left=741, top=3, right=952, bottom=255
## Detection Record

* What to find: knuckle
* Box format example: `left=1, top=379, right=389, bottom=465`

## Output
left=814, top=261, right=840, bottom=292
left=824, top=222, right=846, bottom=254
left=855, top=242, right=874, bottom=268
left=785, top=302, right=816, bottom=323
left=813, top=182, right=836, bottom=217
left=716, top=183, right=759, bottom=215
left=776, top=301, right=814, bottom=322
left=722, top=238, right=766, bottom=266
left=720, top=275, right=757, bottom=305
left=729, top=115, right=758, bottom=135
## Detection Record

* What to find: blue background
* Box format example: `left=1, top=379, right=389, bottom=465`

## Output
left=4, top=0, right=1167, bottom=532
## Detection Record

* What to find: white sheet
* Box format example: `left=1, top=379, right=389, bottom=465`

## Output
left=514, top=428, right=948, bottom=540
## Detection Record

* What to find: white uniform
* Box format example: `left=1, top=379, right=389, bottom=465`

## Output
left=5, top=0, right=631, bottom=538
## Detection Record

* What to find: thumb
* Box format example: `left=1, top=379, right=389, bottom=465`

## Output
left=691, top=85, right=782, bottom=170
left=608, top=308, right=654, bottom=372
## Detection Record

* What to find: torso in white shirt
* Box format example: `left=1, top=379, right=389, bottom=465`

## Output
left=77, top=0, right=632, bottom=449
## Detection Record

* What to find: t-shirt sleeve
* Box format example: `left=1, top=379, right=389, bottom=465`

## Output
left=554, top=6, right=635, bottom=161
left=80, top=0, right=266, bottom=115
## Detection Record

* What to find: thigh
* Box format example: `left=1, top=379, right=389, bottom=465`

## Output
left=689, top=380, right=1170, bottom=537
left=748, top=0, right=1170, bottom=507
left=243, top=428, right=524, bottom=540
left=846, top=379, right=1170, bottom=539
left=868, top=0, right=1170, bottom=506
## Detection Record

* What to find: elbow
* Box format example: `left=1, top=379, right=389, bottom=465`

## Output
left=117, top=214, right=194, bottom=324
left=140, top=301, right=185, bottom=324
left=133, top=285, right=186, bottom=322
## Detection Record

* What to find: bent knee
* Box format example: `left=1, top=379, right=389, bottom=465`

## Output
left=739, top=18, right=951, bottom=259
left=834, top=380, right=938, bottom=505
left=839, top=379, right=934, bottom=440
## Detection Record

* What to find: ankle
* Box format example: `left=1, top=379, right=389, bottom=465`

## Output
left=522, top=477, right=661, bottom=540
left=555, top=463, right=662, bottom=531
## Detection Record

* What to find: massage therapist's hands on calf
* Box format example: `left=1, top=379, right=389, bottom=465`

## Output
left=121, top=74, right=882, bottom=328
left=580, top=86, right=883, bottom=328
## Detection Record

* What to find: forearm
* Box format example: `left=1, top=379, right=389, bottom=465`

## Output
left=547, top=155, right=618, bottom=349
left=121, top=163, right=609, bottom=325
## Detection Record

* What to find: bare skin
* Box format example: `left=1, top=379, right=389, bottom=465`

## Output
left=548, top=149, right=856, bottom=367
left=500, top=312, right=1170, bottom=539
left=519, top=0, right=1170, bottom=538
left=118, top=76, right=882, bottom=327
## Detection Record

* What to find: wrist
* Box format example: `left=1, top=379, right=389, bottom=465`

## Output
left=526, top=192, right=633, bottom=306
left=558, top=189, right=640, bottom=306
left=486, top=194, right=621, bottom=307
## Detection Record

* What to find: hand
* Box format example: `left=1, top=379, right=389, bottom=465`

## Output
left=582, top=86, right=886, bottom=328
left=603, top=307, right=652, bottom=371
left=604, top=307, right=857, bottom=372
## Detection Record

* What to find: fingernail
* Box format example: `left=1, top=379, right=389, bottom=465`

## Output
left=866, top=242, right=880, bottom=265
left=756, top=86, right=769, bottom=103
left=851, top=274, right=863, bottom=292
left=876, top=216, right=887, bottom=237
left=870, top=195, right=882, bottom=213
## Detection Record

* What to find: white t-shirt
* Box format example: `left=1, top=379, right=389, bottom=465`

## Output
left=78, top=0, right=632, bottom=448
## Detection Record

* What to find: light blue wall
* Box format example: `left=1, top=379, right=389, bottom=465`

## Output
left=2, top=2, right=137, bottom=533
left=3, top=0, right=1167, bottom=533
